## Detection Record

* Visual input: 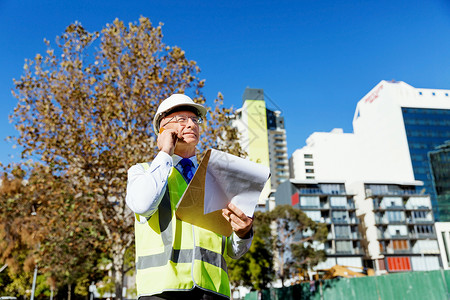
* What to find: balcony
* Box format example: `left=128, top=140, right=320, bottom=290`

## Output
left=274, top=140, right=287, bottom=146
left=375, top=217, right=387, bottom=224
left=383, top=248, right=412, bottom=254
left=299, top=188, right=323, bottom=195
left=370, top=190, right=420, bottom=196
left=404, top=205, right=432, bottom=211
left=275, top=159, right=288, bottom=164
left=325, top=248, right=335, bottom=254
left=406, top=218, right=434, bottom=224
left=299, top=188, right=346, bottom=195
left=300, top=203, right=330, bottom=210
left=332, top=218, right=358, bottom=224
left=335, top=248, right=364, bottom=255
left=375, top=217, right=406, bottom=225
left=331, top=203, right=355, bottom=210
left=377, top=233, right=409, bottom=240
left=275, top=165, right=289, bottom=170
left=375, top=205, right=405, bottom=211
left=276, top=172, right=288, bottom=177
left=409, top=232, right=437, bottom=239
left=335, top=232, right=361, bottom=240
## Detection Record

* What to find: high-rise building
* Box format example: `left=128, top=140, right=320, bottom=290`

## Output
left=353, top=182, right=441, bottom=272
left=232, top=88, right=289, bottom=207
left=290, top=80, right=450, bottom=221
left=429, top=141, right=450, bottom=222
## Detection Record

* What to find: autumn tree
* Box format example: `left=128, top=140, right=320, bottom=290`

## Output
left=226, top=211, right=274, bottom=292
left=0, top=165, right=40, bottom=298
left=9, top=17, right=244, bottom=299
left=268, top=205, right=327, bottom=286
left=0, top=163, right=107, bottom=299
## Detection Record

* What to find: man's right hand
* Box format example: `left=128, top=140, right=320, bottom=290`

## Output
left=157, top=128, right=179, bottom=156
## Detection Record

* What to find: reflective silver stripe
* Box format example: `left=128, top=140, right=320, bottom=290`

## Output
left=158, top=188, right=172, bottom=246
left=137, top=246, right=227, bottom=273
left=137, top=247, right=193, bottom=269
left=139, top=164, right=173, bottom=246
left=195, top=247, right=228, bottom=273
left=221, top=236, right=226, bottom=255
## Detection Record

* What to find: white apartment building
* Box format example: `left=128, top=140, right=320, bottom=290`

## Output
left=351, top=181, right=440, bottom=272
left=289, top=80, right=449, bottom=273
left=289, top=128, right=359, bottom=182
left=290, top=80, right=450, bottom=220
left=274, top=179, right=364, bottom=271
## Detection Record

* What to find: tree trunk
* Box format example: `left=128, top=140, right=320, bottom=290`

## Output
left=68, top=284, right=72, bottom=300
left=112, top=243, right=125, bottom=300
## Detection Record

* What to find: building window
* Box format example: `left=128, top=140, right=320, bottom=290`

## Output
left=304, top=210, right=321, bottom=222
left=386, top=211, right=404, bottom=222
left=305, top=169, right=314, bottom=173
left=304, top=154, right=313, bottom=159
left=336, top=241, right=353, bottom=253
left=417, top=225, right=433, bottom=234
left=300, top=196, right=320, bottom=208
left=305, top=161, right=314, bottom=166
left=322, top=184, right=344, bottom=194
left=412, top=211, right=427, bottom=219
left=332, top=211, right=348, bottom=223
left=391, top=240, right=409, bottom=250
left=330, top=196, right=347, bottom=207
left=335, top=225, right=351, bottom=238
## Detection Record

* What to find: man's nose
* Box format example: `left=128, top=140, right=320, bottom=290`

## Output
left=186, top=117, right=197, bottom=128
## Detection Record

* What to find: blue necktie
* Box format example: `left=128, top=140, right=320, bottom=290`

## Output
left=178, top=158, right=194, bottom=182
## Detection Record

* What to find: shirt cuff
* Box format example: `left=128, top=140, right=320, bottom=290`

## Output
left=233, top=227, right=254, bottom=241
left=149, top=151, right=173, bottom=172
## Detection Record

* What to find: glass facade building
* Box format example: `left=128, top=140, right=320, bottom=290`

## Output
left=429, top=141, right=450, bottom=222
left=402, top=107, right=450, bottom=221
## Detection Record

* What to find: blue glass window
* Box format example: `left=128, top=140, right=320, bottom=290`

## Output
left=402, top=107, right=450, bottom=221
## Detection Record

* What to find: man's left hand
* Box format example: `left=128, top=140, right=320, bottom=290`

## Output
left=222, top=203, right=253, bottom=239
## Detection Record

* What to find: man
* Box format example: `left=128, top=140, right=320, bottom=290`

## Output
left=126, top=94, right=253, bottom=300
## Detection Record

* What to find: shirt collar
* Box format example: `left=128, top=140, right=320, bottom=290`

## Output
left=172, top=154, right=198, bottom=168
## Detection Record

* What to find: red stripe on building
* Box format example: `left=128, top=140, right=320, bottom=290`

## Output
left=291, top=192, right=299, bottom=206
left=387, top=257, right=411, bottom=272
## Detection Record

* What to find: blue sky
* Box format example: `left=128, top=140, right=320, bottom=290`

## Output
left=2, top=0, right=450, bottom=164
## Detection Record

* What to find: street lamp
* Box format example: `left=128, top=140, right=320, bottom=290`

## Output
left=30, top=205, right=38, bottom=300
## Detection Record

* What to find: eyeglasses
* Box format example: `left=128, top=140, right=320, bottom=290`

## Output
left=161, top=115, right=203, bottom=127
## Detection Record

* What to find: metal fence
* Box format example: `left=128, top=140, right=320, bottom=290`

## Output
left=244, top=269, right=449, bottom=300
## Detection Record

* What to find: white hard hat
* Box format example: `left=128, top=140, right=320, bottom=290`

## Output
left=153, top=94, right=207, bottom=134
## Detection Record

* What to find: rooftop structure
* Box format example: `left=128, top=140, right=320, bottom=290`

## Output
left=232, top=88, right=289, bottom=207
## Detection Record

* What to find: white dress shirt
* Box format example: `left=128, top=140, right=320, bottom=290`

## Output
left=126, top=151, right=252, bottom=259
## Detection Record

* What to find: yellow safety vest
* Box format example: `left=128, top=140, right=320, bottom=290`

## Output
left=134, top=163, right=231, bottom=298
